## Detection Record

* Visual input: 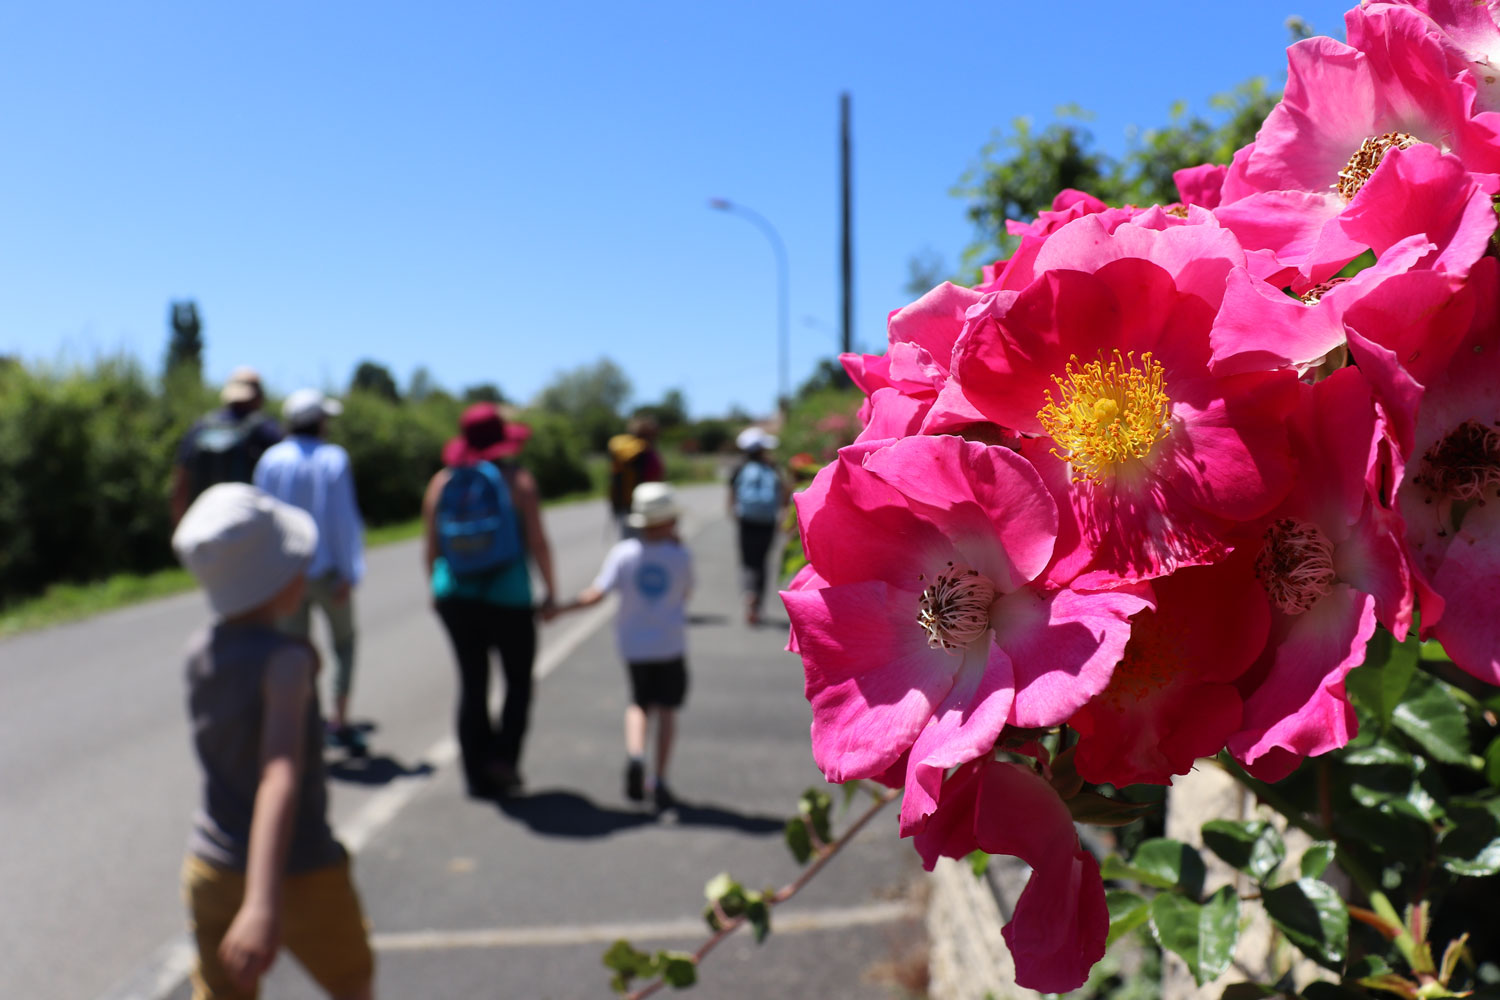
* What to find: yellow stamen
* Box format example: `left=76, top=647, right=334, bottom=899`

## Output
left=1037, top=350, right=1172, bottom=484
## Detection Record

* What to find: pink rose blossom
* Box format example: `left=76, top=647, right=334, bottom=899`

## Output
left=1229, top=369, right=1413, bottom=779
left=951, top=218, right=1299, bottom=585
left=781, top=434, right=1148, bottom=833
left=1070, top=553, right=1269, bottom=786
left=910, top=758, right=1108, bottom=995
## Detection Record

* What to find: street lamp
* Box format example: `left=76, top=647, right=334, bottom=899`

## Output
left=708, top=197, right=789, bottom=417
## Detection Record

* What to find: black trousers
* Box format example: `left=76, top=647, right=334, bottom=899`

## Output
left=737, top=519, right=777, bottom=608
left=435, top=599, right=537, bottom=790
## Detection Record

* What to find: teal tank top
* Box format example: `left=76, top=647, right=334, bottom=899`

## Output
left=431, top=552, right=533, bottom=607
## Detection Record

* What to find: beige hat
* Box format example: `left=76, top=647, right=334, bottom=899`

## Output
left=627, top=482, right=681, bottom=529
left=172, top=483, right=317, bottom=619
left=221, top=366, right=263, bottom=404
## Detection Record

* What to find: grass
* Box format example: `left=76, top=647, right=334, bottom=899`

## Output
left=0, top=453, right=728, bottom=637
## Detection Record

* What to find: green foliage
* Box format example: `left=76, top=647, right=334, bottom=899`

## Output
left=1201, top=820, right=1285, bottom=885
left=165, top=300, right=203, bottom=375
left=349, top=359, right=400, bottom=402
left=1148, top=886, right=1240, bottom=986
left=785, top=788, right=833, bottom=864
left=462, top=382, right=506, bottom=404
left=0, top=357, right=209, bottom=604
left=949, top=80, right=1277, bottom=277
left=514, top=409, right=593, bottom=499
left=1262, top=878, right=1349, bottom=970
left=534, top=358, right=632, bottom=452
left=603, top=940, right=697, bottom=993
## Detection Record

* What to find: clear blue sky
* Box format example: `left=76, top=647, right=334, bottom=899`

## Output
left=0, top=1, right=1355, bottom=418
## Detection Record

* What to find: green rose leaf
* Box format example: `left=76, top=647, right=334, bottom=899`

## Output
left=1262, top=878, right=1349, bottom=970
left=784, top=817, right=813, bottom=865
left=1202, top=820, right=1286, bottom=884
left=1219, top=985, right=1277, bottom=1000
left=1132, top=837, right=1207, bottom=897
left=657, top=951, right=697, bottom=988
left=603, top=939, right=656, bottom=991
left=1148, top=886, right=1240, bottom=986
left=1437, top=797, right=1500, bottom=877
left=1391, top=672, right=1475, bottom=767
left=1484, top=736, right=1500, bottom=789
left=1106, top=889, right=1149, bottom=947
left=1300, top=841, right=1336, bottom=880
left=1301, top=983, right=1378, bottom=1000
left=1345, top=628, right=1419, bottom=728
left=968, top=850, right=990, bottom=878
left=745, top=892, right=772, bottom=944
left=798, top=788, right=833, bottom=844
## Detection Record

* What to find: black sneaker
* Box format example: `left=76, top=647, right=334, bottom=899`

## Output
left=624, top=759, right=645, bottom=801
left=653, top=781, right=677, bottom=812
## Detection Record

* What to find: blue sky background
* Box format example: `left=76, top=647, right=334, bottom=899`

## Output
left=0, top=1, right=1356, bottom=418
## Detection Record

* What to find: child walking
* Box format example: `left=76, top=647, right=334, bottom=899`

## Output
left=172, top=483, right=375, bottom=1000
left=553, top=482, right=692, bottom=810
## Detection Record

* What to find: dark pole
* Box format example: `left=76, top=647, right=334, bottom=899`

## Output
left=840, top=92, right=853, bottom=357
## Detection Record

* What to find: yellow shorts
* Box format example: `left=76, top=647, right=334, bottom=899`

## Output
left=181, top=853, right=374, bottom=1000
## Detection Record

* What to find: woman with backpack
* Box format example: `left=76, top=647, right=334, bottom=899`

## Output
left=422, top=404, right=556, bottom=799
left=729, top=427, right=787, bottom=626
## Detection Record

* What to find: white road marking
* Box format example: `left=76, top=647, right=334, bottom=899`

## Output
left=372, top=901, right=919, bottom=952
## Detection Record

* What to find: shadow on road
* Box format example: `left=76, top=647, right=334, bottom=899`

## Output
left=495, top=790, right=653, bottom=837
left=327, top=755, right=435, bottom=786
left=495, top=790, right=785, bottom=838
left=686, top=612, right=729, bottom=626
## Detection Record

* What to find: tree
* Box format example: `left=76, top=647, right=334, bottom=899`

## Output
left=632, top=387, right=688, bottom=429
left=951, top=80, right=1276, bottom=277
left=350, top=360, right=400, bottom=402
left=795, top=358, right=853, bottom=400
left=463, top=383, right=507, bottom=404
left=407, top=366, right=440, bottom=402
left=165, top=300, right=203, bottom=375
left=534, top=358, right=633, bottom=451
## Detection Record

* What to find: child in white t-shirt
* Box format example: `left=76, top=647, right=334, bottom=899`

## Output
left=553, top=482, right=693, bottom=809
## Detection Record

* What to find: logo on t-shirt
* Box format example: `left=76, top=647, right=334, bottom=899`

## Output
left=635, top=563, right=670, bottom=600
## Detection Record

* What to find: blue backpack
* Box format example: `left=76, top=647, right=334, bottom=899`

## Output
left=734, top=461, right=780, bottom=524
left=436, top=462, right=523, bottom=575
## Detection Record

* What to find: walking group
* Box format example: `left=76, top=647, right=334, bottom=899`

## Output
left=165, top=368, right=787, bottom=999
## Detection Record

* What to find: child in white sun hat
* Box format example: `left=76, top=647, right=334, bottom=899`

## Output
left=552, top=481, right=694, bottom=812
left=172, top=483, right=375, bottom=1000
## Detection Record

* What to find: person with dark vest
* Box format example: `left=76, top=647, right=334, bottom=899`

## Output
left=171, top=367, right=283, bottom=526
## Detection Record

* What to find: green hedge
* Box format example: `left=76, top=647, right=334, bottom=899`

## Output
left=0, top=361, right=594, bottom=607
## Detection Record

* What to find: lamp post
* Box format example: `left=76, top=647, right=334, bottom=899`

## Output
left=708, top=197, right=789, bottom=417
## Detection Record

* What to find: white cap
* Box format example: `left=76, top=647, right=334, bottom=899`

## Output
left=172, top=484, right=318, bottom=619
left=283, top=388, right=343, bottom=428
left=627, top=482, right=681, bottom=529
left=736, top=426, right=779, bottom=452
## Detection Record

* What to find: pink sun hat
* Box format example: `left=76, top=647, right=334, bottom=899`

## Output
left=442, top=403, right=533, bottom=467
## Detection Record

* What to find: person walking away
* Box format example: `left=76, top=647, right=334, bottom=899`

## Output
left=606, top=417, right=664, bottom=538
left=552, top=482, right=692, bottom=812
left=730, top=427, right=786, bottom=625
left=172, top=367, right=283, bottom=525
left=254, top=389, right=367, bottom=756
left=423, top=403, right=557, bottom=798
left=172, top=484, right=374, bottom=1000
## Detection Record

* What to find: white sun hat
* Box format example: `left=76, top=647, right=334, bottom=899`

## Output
left=282, top=387, right=344, bottom=428
left=627, top=482, right=682, bottom=529
left=172, top=483, right=318, bottom=619
left=736, top=426, right=779, bottom=451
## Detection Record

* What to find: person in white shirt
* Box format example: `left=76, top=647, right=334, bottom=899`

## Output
left=254, top=388, right=368, bottom=755
left=551, top=483, right=692, bottom=811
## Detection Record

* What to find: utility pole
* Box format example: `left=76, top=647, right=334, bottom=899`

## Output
left=840, top=92, right=854, bottom=357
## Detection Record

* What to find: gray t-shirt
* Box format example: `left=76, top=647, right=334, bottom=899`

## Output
left=184, top=623, right=343, bottom=873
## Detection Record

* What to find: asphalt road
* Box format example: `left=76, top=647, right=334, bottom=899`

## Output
left=1, top=485, right=921, bottom=1000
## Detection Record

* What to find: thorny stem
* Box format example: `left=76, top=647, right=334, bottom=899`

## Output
left=623, top=786, right=900, bottom=1000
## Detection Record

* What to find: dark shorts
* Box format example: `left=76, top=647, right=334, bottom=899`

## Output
left=626, top=657, right=689, bottom=709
